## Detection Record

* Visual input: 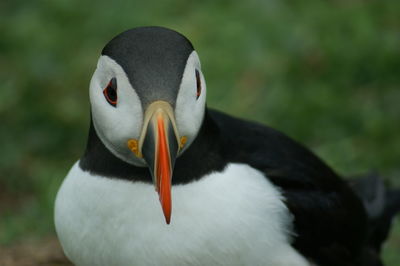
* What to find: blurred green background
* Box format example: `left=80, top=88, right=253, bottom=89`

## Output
left=1, top=0, right=399, bottom=264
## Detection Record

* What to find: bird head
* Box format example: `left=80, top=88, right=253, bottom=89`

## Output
left=88, top=27, right=206, bottom=224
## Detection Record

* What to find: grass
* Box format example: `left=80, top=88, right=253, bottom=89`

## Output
left=1, top=0, right=399, bottom=264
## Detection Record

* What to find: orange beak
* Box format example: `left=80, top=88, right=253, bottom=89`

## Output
left=129, top=101, right=182, bottom=224
left=153, top=113, right=173, bottom=223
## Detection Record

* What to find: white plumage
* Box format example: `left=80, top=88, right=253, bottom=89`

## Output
left=55, top=162, right=310, bottom=266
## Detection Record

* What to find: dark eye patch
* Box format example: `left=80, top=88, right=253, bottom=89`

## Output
left=103, top=78, right=118, bottom=107
left=195, top=70, right=201, bottom=99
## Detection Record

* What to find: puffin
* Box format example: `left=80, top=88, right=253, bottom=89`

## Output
left=55, top=26, right=400, bottom=266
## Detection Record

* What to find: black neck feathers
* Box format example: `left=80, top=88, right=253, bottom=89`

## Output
left=79, top=109, right=227, bottom=184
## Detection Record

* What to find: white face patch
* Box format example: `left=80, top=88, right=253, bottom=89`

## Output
left=89, top=52, right=207, bottom=166
left=175, top=51, right=206, bottom=152
left=89, top=56, right=146, bottom=166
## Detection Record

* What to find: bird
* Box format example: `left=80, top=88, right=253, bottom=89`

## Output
left=54, top=26, right=400, bottom=266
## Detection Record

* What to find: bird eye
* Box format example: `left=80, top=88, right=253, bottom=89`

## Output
left=103, top=78, right=117, bottom=107
left=195, top=69, right=201, bottom=99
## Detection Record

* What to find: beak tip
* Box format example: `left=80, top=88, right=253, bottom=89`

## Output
left=161, top=204, right=172, bottom=224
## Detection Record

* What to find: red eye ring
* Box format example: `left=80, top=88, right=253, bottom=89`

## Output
left=103, top=78, right=117, bottom=107
left=195, top=69, right=201, bottom=99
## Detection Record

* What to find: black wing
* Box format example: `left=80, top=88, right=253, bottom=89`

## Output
left=208, top=109, right=369, bottom=266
